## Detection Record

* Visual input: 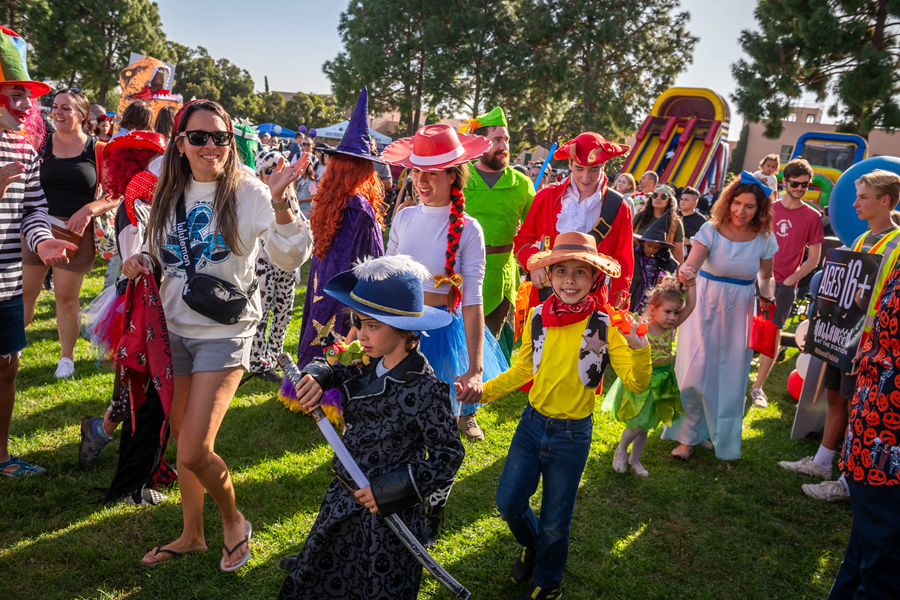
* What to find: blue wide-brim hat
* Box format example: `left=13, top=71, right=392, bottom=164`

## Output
left=324, top=255, right=452, bottom=331
left=323, top=86, right=385, bottom=165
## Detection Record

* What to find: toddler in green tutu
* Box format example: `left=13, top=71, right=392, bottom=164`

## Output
left=603, top=273, right=696, bottom=476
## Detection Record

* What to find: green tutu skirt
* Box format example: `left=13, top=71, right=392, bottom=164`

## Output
left=601, top=364, right=684, bottom=431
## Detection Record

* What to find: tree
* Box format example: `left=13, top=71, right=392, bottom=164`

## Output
left=426, top=0, right=522, bottom=119
left=325, top=0, right=696, bottom=146
left=728, top=123, right=750, bottom=174
left=324, top=0, right=446, bottom=136
left=515, top=0, right=698, bottom=150
left=732, top=0, right=900, bottom=139
left=169, top=44, right=261, bottom=118
left=254, top=91, right=286, bottom=124
left=282, top=92, right=346, bottom=130
left=26, top=0, right=170, bottom=105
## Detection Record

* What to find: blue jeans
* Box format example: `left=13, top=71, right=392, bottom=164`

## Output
left=495, top=404, right=593, bottom=588
left=829, top=479, right=900, bottom=599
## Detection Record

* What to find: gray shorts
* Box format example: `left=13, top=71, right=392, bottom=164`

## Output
left=169, top=332, right=251, bottom=375
left=772, top=283, right=798, bottom=329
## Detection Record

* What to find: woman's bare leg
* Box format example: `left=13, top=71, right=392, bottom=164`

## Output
left=168, top=367, right=247, bottom=568
left=50, top=269, right=86, bottom=360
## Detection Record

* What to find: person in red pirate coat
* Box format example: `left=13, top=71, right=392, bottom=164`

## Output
left=514, top=132, right=633, bottom=310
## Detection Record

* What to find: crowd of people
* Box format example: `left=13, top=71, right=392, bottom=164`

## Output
left=1, top=24, right=899, bottom=600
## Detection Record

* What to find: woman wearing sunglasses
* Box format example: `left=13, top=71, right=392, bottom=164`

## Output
left=121, top=99, right=311, bottom=571
left=632, top=184, right=685, bottom=263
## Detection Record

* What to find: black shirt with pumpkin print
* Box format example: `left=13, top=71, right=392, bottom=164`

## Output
left=840, top=262, right=900, bottom=485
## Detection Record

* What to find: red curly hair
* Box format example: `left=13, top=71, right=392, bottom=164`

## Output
left=311, top=155, right=384, bottom=260
left=102, top=148, right=160, bottom=199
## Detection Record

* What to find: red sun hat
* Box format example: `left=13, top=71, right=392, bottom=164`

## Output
left=380, top=124, right=490, bottom=171
left=554, top=132, right=630, bottom=167
left=104, top=130, right=167, bottom=160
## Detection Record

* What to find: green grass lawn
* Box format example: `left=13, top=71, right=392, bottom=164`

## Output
left=0, top=261, right=849, bottom=599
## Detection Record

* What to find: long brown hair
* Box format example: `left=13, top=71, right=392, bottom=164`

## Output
left=311, top=154, right=384, bottom=259
left=633, top=185, right=680, bottom=242
left=710, top=177, right=774, bottom=235
left=146, top=100, right=244, bottom=259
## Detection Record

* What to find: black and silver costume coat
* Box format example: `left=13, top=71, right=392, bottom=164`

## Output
left=279, top=348, right=465, bottom=600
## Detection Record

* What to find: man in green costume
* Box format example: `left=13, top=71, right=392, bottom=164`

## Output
left=461, top=107, right=535, bottom=360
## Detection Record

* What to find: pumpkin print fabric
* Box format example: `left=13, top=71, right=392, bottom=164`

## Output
left=840, top=263, right=900, bottom=485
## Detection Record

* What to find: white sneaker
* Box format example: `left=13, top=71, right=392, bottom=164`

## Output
left=699, top=440, right=714, bottom=450
left=629, top=461, right=649, bottom=477
left=802, top=480, right=849, bottom=502
left=750, top=388, right=768, bottom=408
left=55, top=357, right=75, bottom=379
left=612, top=448, right=628, bottom=473
left=779, top=456, right=833, bottom=480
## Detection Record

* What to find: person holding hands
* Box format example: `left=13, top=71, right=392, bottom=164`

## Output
left=475, top=232, right=651, bottom=600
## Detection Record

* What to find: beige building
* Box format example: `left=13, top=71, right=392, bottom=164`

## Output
left=741, top=105, right=899, bottom=171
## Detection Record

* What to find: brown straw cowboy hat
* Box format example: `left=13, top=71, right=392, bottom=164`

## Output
left=527, top=231, right=621, bottom=279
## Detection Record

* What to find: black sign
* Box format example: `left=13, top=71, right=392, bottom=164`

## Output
left=807, top=249, right=883, bottom=372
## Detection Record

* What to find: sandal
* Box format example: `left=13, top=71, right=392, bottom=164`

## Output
left=142, top=545, right=183, bottom=567
left=671, top=445, right=693, bottom=460
left=220, top=520, right=252, bottom=573
left=0, top=455, right=47, bottom=477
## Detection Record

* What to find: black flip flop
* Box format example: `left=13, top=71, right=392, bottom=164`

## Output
left=220, top=520, right=252, bottom=573
left=143, top=545, right=182, bottom=567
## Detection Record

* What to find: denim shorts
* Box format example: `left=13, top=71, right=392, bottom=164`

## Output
left=168, top=332, right=251, bottom=375
left=0, top=296, right=27, bottom=357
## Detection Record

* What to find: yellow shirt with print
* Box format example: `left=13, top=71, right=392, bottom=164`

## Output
left=483, top=309, right=652, bottom=419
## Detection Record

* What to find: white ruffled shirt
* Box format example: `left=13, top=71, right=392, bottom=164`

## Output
left=556, top=178, right=605, bottom=234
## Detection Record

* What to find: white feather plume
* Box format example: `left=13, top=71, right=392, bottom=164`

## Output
left=352, top=255, right=433, bottom=283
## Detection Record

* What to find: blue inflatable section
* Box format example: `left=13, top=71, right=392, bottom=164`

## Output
left=828, top=156, right=900, bottom=246
left=791, top=131, right=868, bottom=164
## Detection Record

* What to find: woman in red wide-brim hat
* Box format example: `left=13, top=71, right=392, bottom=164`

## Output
left=380, top=123, right=510, bottom=540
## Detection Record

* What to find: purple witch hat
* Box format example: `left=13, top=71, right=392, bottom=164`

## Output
left=323, top=86, right=384, bottom=164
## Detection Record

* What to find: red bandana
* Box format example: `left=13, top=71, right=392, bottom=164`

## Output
left=544, top=293, right=597, bottom=327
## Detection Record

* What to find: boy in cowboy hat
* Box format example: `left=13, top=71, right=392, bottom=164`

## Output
left=278, top=254, right=465, bottom=600
left=475, top=232, right=651, bottom=600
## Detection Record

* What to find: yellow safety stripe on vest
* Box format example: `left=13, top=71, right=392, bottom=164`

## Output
left=853, top=229, right=900, bottom=331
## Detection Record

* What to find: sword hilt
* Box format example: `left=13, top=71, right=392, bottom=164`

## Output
left=278, top=352, right=329, bottom=421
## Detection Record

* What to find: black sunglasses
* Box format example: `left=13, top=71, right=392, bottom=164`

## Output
left=787, top=180, right=810, bottom=189
left=650, top=192, right=669, bottom=200
left=56, top=87, right=84, bottom=96
left=178, top=130, right=234, bottom=146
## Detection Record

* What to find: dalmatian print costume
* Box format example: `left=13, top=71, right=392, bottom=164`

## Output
left=250, top=148, right=298, bottom=374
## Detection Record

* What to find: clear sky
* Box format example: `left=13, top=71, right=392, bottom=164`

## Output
left=156, top=0, right=763, bottom=140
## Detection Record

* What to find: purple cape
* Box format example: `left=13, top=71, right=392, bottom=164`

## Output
left=296, top=195, right=384, bottom=367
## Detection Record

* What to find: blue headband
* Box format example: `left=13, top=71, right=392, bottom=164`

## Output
left=740, top=171, right=773, bottom=198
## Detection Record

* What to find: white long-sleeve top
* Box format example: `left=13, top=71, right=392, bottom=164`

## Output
left=153, top=172, right=312, bottom=339
left=388, top=203, right=486, bottom=306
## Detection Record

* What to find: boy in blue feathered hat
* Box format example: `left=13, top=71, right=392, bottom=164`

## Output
left=278, top=254, right=465, bottom=600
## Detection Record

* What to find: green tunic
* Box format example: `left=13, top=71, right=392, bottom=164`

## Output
left=463, top=165, right=535, bottom=314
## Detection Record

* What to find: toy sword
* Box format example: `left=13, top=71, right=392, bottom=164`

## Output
left=277, top=353, right=471, bottom=600
left=533, top=142, right=557, bottom=190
